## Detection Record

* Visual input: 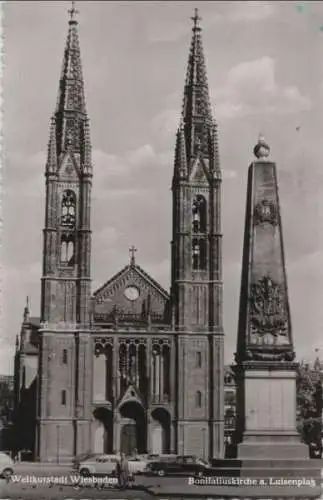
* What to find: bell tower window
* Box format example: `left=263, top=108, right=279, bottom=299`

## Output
left=192, top=195, right=207, bottom=233
left=192, top=238, right=207, bottom=270
left=61, top=190, right=76, bottom=229
left=60, top=235, right=75, bottom=266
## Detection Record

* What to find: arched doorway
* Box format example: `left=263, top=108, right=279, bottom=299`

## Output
left=151, top=408, right=171, bottom=454
left=119, top=401, right=146, bottom=454
left=93, top=407, right=113, bottom=454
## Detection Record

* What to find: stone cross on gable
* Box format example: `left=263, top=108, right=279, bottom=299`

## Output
left=129, top=245, right=137, bottom=266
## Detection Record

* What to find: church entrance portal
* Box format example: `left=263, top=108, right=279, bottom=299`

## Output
left=93, top=407, right=113, bottom=454
left=151, top=408, right=171, bottom=454
left=119, top=401, right=146, bottom=454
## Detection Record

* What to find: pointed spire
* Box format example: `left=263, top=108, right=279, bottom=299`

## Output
left=23, top=296, right=30, bottom=323
left=54, top=2, right=87, bottom=156
left=181, top=8, right=213, bottom=160
left=46, top=2, right=92, bottom=173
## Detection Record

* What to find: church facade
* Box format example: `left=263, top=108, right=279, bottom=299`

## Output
left=13, top=7, right=225, bottom=462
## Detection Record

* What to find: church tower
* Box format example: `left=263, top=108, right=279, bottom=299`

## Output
left=171, top=9, right=224, bottom=458
left=37, top=4, right=93, bottom=461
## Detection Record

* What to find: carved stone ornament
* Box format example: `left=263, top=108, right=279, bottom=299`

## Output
left=253, top=199, right=278, bottom=226
left=242, top=349, right=295, bottom=362
left=249, top=275, right=288, bottom=340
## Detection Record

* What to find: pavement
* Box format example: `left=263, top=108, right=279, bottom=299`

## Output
left=0, top=462, right=322, bottom=499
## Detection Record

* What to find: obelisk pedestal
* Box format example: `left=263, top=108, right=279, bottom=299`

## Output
left=235, top=136, right=313, bottom=467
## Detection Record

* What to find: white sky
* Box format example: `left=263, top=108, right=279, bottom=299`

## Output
left=2, top=1, right=323, bottom=374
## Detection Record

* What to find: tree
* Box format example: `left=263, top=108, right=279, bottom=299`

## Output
left=296, top=363, right=322, bottom=457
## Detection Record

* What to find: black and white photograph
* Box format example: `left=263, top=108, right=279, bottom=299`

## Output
left=1, top=1, right=323, bottom=498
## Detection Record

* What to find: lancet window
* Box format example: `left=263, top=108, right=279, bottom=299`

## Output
left=118, top=340, right=147, bottom=396
left=192, top=195, right=207, bottom=233
left=151, top=341, right=171, bottom=404
left=192, top=238, right=207, bottom=270
left=60, top=235, right=75, bottom=266
left=61, top=190, right=76, bottom=228
left=196, top=390, right=202, bottom=408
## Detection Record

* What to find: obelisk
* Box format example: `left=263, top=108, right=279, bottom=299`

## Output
left=235, top=135, right=308, bottom=459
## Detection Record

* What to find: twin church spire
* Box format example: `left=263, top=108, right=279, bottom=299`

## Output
left=174, top=8, right=220, bottom=181
left=46, top=1, right=91, bottom=174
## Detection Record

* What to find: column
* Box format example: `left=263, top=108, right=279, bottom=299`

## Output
left=126, top=343, right=130, bottom=383
left=113, top=412, right=120, bottom=453
left=135, top=344, right=139, bottom=386
left=151, top=354, right=155, bottom=402
left=170, top=420, right=176, bottom=454
left=147, top=414, right=152, bottom=454
left=113, top=338, right=118, bottom=401
left=155, top=351, right=160, bottom=401
left=159, top=346, right=164, bottom=401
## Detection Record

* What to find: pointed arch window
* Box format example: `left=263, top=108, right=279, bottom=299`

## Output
left=61, top=190, right=76, bottom=229
left=60, top=235, right=75, bottom=266
left=196, top=351, right=202, bottom=368
left=196, top=390, right=202, bottom=408
left=192, top=195, right=207, bottom=233
left=192, top=238, right=207, bottom=270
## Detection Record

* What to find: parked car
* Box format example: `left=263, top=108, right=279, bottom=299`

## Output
left=146, top=453, right=177, bottom=463
left=126, top=455, right=147, bottom=475
left=0, top=452, right=14, bottom=479
left=72, top=452, right=97, bottom=470
left=146, top=455, right=211, bottom=476
left=78, top=454, right=120, bottom=477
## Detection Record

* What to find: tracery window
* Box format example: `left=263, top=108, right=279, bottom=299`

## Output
left=192, top=195, right=207, bottom=233
left=61, top=190, right=76, bottom=228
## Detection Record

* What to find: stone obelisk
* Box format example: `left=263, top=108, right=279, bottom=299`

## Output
left=235, top=135, right=308, bottom=459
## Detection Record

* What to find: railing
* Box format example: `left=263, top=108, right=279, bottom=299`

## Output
left=93, top=312, right=166, bottom=325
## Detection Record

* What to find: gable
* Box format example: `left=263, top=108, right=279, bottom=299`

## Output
left=58, top=151, right=80, bottom=180
left=93, top=264, right=170, bottom=323
left=117, top=384, right=143, bottom=409
left=189, top=156, right=209, bottom=183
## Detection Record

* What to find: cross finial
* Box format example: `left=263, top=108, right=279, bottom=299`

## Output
left=191, top=8, right=202, bottom=30
left=68, top=1, right=79, bottom=22
left=129, top=245, right=137, bottom=266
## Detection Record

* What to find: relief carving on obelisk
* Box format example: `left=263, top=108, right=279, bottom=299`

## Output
left=249, top=274, right=288, bottom=345
left=253, top=199, right=278, bottom=226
